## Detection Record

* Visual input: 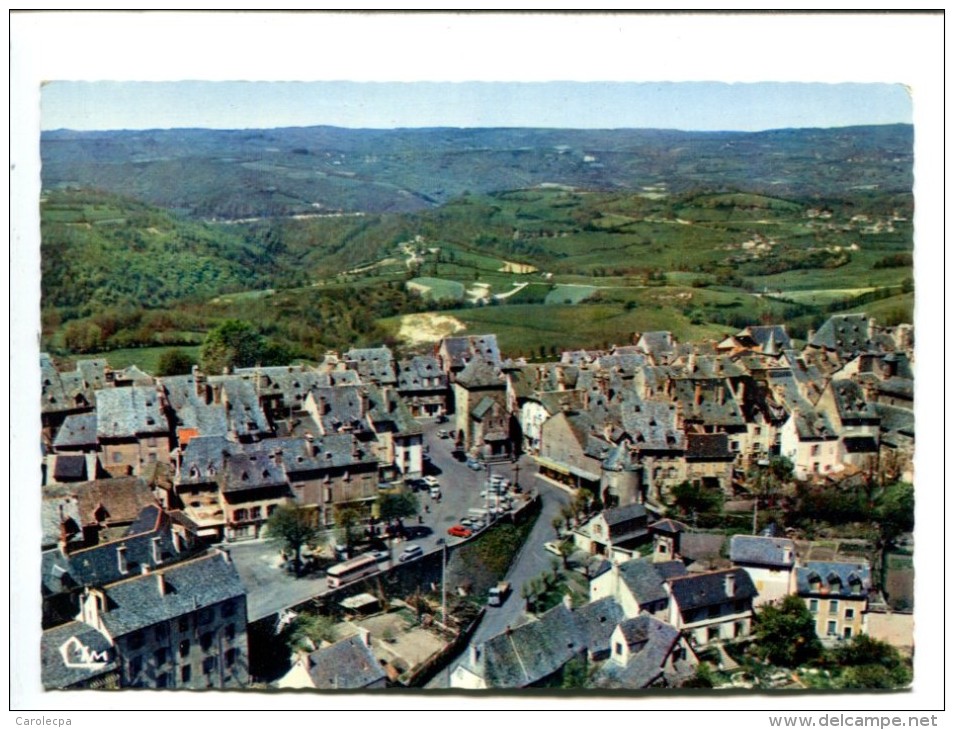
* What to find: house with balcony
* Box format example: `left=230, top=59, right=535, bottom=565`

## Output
left=666, top=568, right=758, bottom=648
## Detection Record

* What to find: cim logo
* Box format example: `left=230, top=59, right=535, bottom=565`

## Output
left=59, top=635, right=111, bottom=670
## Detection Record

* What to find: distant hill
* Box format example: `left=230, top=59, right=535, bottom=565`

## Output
left=41, top=124, right=913, bottom=219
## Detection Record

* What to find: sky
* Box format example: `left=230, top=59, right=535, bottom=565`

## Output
left=40, top=80, right=912, bottom=133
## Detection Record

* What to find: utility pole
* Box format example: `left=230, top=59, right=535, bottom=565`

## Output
left=441, top=539, right=447, bottom=629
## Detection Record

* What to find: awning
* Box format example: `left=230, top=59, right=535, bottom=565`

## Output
left=535, top=456, right=600, bottom=483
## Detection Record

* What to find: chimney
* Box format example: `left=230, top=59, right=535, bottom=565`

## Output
left=117, top=545, right=128, bottom=575
left=807, top=329, right=816, bottom=344
left=736, top=380, right=746, bottom=404
left=783, top=546, right=793, bottom=565
left=219, top=547, right=232, bottom=565
left=470, top=643, right=482, bottom=666
left=694, top=383, right=702, bottom=407
left=718, top=385, right=725, bottom=405
left=357, top=627, right=371, bottom=648
left=562, top=593, right=573, bottom=611
left=724, top=572, right=736, bottom=597
left=212, top=383, right=222, bottom=404
left=151, top=536, right=163, bottom=566
left=156, top=572, right=166, bottom=596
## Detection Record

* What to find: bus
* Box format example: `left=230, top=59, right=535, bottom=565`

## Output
left=326, top=554, right=380, bottom=589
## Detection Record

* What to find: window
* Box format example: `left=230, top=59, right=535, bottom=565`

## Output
left=180, top=665, right=191, bottom=684
left=129, top=656, right=142, bottom=676
left=614, top=642, right=623, bottom=656
left=827, top=620, right=838, bottom=636
left=203, top=656, right=217, bottom=675
left=200, top=632, right=214, bottom=651
left=250, top=506, right=261, bottom=520
left=222, top=600, right=235, bottom=618
left=829, top=600, right=839, bottom=614
left=811, top=445, right=820, bottom=457
left=267, top=504, right=278, bottom=516
left=657, top=543, right=668, bottom=554
left=179, top=616, right=190, bottom=632
left=809, top=599, right=819, bottom=614
left=113, top=451, right=123, bottom=463
left=225, top=623, right=235, bottom=641
left=225, top=648, right=237, bottom=668
left=843, top=627, right=853, bottom=639
left=179, top=639, right=190, bottom=658
left=199, top=607, right=214, bottom=626
left=707, top=626, right=720, bottom=643
left=845, top=608, right=855, bottom=621
left=155, top=624, right=168, bottom=642
left=154, top=648, right=167, bottom=666
left=156, top=672, right=169, bottom=689
left=233, top=509, right=248, bottom=522
left=148, top=452, right=157, bottom=463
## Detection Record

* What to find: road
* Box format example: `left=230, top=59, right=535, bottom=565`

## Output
left=228, top=418, right=540, bottom=622
left=425, top=476, right=572, bottom=688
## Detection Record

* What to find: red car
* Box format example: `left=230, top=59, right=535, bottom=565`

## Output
left=447, top=525, right=473, bottom=538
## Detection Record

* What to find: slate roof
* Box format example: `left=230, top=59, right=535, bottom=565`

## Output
left=829, top=380, right=879, bottom=422
left=685, top=432, right=733, bottom=460
left=210, top=377, right=272, bottom=437
left=729, top=535, right=796, bottom=568
left=668, top=568, right=757, bottom=612
left=309, top=385, right=372, bottom=434
left=590, top=615, right=683, bottom=690
left=53, top=413, right=99, bottom=450
left=741, top=325, right=792, bottom=353
left=601, top=503, right=648, bottom=529
left=41, top=354, right=98, bottom=415
left=41, top=492, right=83, bottom=549
left=344, top=347, right=397, bottom=386
left=233, top=366, right=327, bottom=408
left=42, top=620, right=118, bottom=689
left=42, top=548, right=77, bottom=597
left=53, top=454, right=89, bottom=482
left=96, top=386, right=168, bottom=438
left=874, top=404, right=914, bottom=438
left=467, top=603, right=583, bottom=688
left=97, top=551, right=246, bottom=638
left=471, top=396, right=497, bottom=420
left=222, top=449, right=290, bottom=494
left=810, top=314, right=876, bottom=356
left=455, top=358, right=504, bottom=390
left=367, top=387, right=423, bottom=435
left=440, top=334, right=501, bottom=370
left=572, top=597, right=626, bottom=656
left=878, top=377, right=914, bottom=400
left=160, top=375, right=230, bottom=438
left=67, top=506, right=193, bottom=587
left=397, top=355, right=447, bottom=391
left=301, top=635, right=387, bottom=689
left=654, top=560, right=690, bottom=581
left=796, top=561, right=872, bottom=598
left=619, top=398, right=685, bottom=452
left=677, top=533, right=728, bottom=565
left=617, top=558, right=675, bottom=606
left=637, top=331, right=676, bottom=361
left=672, top=379, right=745, bottom=427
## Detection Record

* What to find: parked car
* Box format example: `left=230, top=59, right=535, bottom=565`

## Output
left=543, top=541, right=564, bottom=557
left=447, top=525, right=473, bottom=539
left=466, top=459, right=483, bottom=471
left=437, top=429, right=449, bottom=439
left=398, top=545, right=424, bottom=562
left=366, top=550, right=391, bottom=562
left=423, top=476, right=440, bottom=488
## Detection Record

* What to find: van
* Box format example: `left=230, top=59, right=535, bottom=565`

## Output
left=430, top=486, right=441, bottom=499
left=399, top=545, right=423, bottom=563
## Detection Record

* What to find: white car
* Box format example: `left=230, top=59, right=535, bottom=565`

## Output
left=399, top=545, right=424, bottom=562
left=423, top=476, right=440, bottom=488
left=543, top=541, right=564, bottom=557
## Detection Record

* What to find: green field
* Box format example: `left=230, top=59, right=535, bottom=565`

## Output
left=406, top=277, right=465, bottom=301
left=63, top=345, right=202, bottom=374
left=544, top=285, right=598, bottom=305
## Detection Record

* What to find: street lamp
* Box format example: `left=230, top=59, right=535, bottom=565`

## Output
left=436, top=537, right=447, bottom=630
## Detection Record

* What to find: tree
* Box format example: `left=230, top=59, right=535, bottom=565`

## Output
left=199, top=319, right=266, bottom=373
left=832, top=635, right=912, bottom=690
left=875, top=481, right=914, bottom=546
left=265, top=504, right=321, bottom=575
left=156, top=348, right=197, bottom=376
left=752, top=595, right=822, bottom=667
left=285, top=612, right=337, bottom=651
left=334, top=504, right=363, bottom=551
left=377, top=492, right=419, bottom=523
left=560, top=656, right=589, bottom=689
left=671, top=480, right=723, bottom=520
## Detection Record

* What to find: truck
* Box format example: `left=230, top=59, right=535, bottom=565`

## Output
left=487, top=581, right=511, bottom=607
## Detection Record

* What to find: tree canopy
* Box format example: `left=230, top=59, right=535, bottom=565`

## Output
left=752, top=595, right=823, bottom=667
left=199, top=319, right=267, bottom=373
left=832, top=635, right=912, bottom=690
left=265, top=504, right=321, bottom=572
left=377, top=492, right=419, bottom=523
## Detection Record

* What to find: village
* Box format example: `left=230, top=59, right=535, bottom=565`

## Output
left=40, top=312, right=914, bottom=691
